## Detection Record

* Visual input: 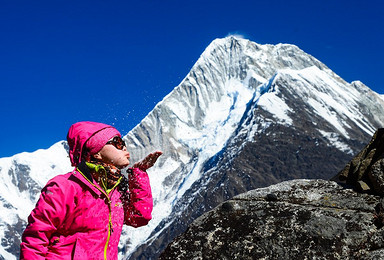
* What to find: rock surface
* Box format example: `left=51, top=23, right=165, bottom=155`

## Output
left=334, top=128, right=384, bottom=196
left=159, top=179, right=384, bottom=259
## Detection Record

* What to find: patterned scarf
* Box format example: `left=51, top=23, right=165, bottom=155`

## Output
left=87, top=160, right=122, bottom=190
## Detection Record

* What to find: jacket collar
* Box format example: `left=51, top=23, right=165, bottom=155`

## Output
left=77, top=161, right=93, bottom=182
left=72, top=162, right=105, bottom=196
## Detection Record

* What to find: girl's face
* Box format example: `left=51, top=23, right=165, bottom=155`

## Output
left=94, top=137, right=130, bottom=168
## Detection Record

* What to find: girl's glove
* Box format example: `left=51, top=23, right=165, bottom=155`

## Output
left=133, top=151, right=163, bottom=171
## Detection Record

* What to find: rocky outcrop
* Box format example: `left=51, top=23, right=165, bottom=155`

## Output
left=334, top=128, right=384, bottom=196
left=159, top=179, right=384, bottom=259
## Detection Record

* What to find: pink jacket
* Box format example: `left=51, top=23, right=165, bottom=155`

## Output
left=20, top=166, right=153, bottom=259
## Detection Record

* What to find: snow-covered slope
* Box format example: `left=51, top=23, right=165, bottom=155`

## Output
left=0, top=37, right=383, bottom=259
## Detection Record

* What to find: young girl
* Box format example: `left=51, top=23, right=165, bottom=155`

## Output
left=20, top=121, right=162, bottom=259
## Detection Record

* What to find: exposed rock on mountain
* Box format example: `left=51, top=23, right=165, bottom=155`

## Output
left=159, top=179, right=384, bottom=259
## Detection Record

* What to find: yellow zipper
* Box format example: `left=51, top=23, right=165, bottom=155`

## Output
left=104, top=202, right=112, bottom=260
left=77, top=168, right=122, bottom=260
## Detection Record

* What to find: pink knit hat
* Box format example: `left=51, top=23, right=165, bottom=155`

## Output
left=86, top=127, right=121, bottom=155
left=67, top=121, right=121, bottom=166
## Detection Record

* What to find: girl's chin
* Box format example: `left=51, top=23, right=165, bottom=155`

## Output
left=117, top=162, right=130, bottom=169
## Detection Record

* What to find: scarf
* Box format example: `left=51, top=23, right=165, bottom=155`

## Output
left=85, top=160, right=122, bottom=191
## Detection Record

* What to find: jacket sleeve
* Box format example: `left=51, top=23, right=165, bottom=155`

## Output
left=124, top=168, right=153, bottom=227
left=20, top=177, right=72, bottom=259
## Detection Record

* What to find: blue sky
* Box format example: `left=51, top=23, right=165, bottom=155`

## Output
left=1, top=0, right=383, bottom=157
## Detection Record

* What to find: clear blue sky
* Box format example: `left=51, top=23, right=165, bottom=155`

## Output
left=1, top=0, right=383, bottom=157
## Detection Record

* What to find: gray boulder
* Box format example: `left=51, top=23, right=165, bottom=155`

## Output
left=159, top=179, right=384, bottom=259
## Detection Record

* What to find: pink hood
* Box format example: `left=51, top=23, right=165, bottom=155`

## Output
left=67, top=121, right=121, bottom=166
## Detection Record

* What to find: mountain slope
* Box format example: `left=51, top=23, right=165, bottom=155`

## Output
left=0, top=37, right=383, bottom=260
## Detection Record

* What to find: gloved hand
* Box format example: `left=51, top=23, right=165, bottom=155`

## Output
left=133, top=151, right=163, bottom=171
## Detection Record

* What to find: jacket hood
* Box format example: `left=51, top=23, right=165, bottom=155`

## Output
left=67, top=121, right=121, bottom=166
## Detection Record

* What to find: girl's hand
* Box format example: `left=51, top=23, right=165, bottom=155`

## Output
left=133, top=151, right=163, bottom=171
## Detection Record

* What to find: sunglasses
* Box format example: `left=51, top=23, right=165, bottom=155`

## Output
left=106, top=136, right=126, bottom=150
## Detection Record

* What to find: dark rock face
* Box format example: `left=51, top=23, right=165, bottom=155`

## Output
left=160, top=180, right=384, bottom=259
left=334, top=128, right=384, bottom=196
left=1, top=218, right=26, bottom=259
left=9, top=162, right=40, bottom=196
